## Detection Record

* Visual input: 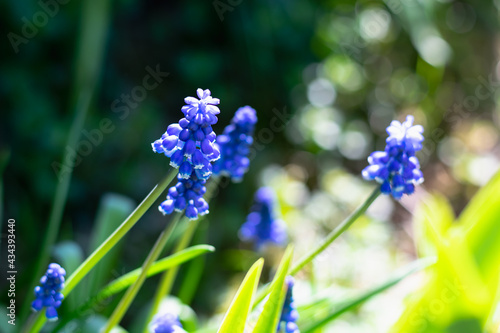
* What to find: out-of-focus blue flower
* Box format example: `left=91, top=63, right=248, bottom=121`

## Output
left=213, top=106, right=257, bottom=182
left=239, top=187, right=287, bottom=249
left=278, top=276, right=299, bottom=333
left=152, top=88, right=221, bottom=181
left=362, top=115, right=424, bottom=199
left=159, top=170, right=209, bottom=220
left=31, top=263, right=66, bottom=321
left=149, top=312, right=185, bottom=333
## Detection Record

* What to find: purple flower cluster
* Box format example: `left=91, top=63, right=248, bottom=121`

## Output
left=159, top=171, right=209, bottom=220
left=278, top=276, right=299, bottom=333
left=239, top=187, right=287, bottom=249
left=31, top=263, right=66, bottom=321
left=149, top=312, right=185, bottom=333
left=152, top=89, right=221, bottom=180
left=362, top=115, right=424, bottom=199
left=213, top=106, right=257, bottom=182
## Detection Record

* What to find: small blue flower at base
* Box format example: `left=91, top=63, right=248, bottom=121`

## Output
left=159, top=170, right=209, bottom=220
left=152, top=88, right=221, bottom=181
left=149, top=312, right=186, bottom=333
left=213, top=106, right=257, bottom=182
left=31, top=263, right=66, bottom=321
left=239, top=187, right=287, bottom=249
left=362, top=115, right=424, bottom=199
left=278, top=276, right=299, bottom=333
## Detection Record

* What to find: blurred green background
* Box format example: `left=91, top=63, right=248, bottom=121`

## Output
left=2, top=0, right=500, bottom=332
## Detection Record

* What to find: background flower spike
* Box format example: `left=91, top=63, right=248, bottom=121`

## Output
left=213, top=105, right=257, bottom=182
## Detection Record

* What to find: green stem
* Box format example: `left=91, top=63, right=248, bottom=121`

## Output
left=27, top=169, right=177, bottom=333
left=103, top=213, right=182, bottom=332
left=290, top=187, right=380, bottom=275
left=143, top=177, right=221, bottom=331
left=252, top=187, right=381, bottom=308
left=146, top=216, right=196, bottom=323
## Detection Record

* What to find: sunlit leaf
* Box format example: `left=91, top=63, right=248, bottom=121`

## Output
left=301, top=257, right=435, bottom=333
left=251, top=246, right=294, bottom=333
left=217, top=258, right=264, bottom=333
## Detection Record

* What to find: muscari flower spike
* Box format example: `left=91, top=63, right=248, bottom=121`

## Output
left=362, top=115, right=424, bottom=199
left=159, top=170, right=209, bottom=220
left=31, top=263, right=66, bottom=321
left=213, top=106, right=257, bottom=182
left=239, top=187, right=287, bottom=249
left=152, top=88, right=221, bottom=181
left=149, top=312, right=186, bottom=333
left=278, top=276, right=300, bottom=333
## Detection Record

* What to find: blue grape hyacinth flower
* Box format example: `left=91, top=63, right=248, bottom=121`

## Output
left=159, top=170, right=209, bottom=220
left=362, top=115, right=424, bottom=199
left=278, top=276, right=299, bottom=333
left=31, top=263, right=66, bottom=321
left=152, top=88, right=221, bottom=180
left=149, top=312, right=185, bottom=333
left=213, top=106, right=257, bottom=182
left=239, top=187, right=287, bottom=249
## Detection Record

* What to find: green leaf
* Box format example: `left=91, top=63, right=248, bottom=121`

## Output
left=413, top=193, right=455, bottom=257
left=459, top=170, right=500, bottom=291
left=217, top=258, right=264, bottom=333
left=97, top=245, right=215, bottom=300
left=252, top=246, right=294, bottom=333
left=61, top=244, right=215, bottom=324
left=301, top=257, right=436, bottom=333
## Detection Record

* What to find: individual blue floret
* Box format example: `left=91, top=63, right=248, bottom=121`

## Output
left=159, top=170, right=209, bottom=220
left=278, top=276, right=299, bottom=333
left=362, top=115, right=424, bottom=199
left=31, top=263, right=66, bottom=321
left=149, top=312, right=185, bottom=333
left=152, top=88, right=221, bottom=181
left=213, top=106, right=257, bottom=182
left=239, top=187, right=287, bottom=249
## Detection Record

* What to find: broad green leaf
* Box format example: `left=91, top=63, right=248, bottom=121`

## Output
left=217, top=258, right=264, bottom=333
left=460, top=170, right=500, bottom=293
left=252, top=246, right=294, bottom=333
left=413, top=193, right=455, bottom=257
left=301, top=257, right=435, bottom=333
left=392, top=172, right=500, bottom=332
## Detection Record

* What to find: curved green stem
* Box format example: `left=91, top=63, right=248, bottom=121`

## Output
left=102, top=213, right=182, bottom=332
left=290, top=187, right=380, bottom=275
left=252, top=187, right=381, bottom=308
left=27, top=169, right=177, bottom=333
left=143, top=177, right=221, bottom=331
